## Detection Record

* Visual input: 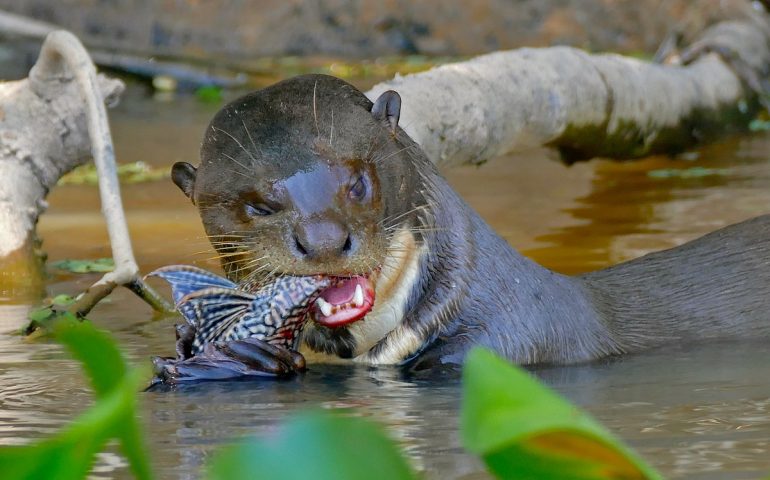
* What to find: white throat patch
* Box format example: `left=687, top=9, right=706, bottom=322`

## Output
left=299, top=227, right=426, bottom=365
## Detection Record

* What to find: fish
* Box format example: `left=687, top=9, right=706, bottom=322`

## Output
left=148, top=265, right=331, bottom=354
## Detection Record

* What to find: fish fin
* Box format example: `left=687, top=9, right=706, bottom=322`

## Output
left=178, top=287, right=258, bottom=343
left=146, top=265, right=236, bottom=304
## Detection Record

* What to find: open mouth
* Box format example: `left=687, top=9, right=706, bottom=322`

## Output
left=311, top=275, right=375, bottom=327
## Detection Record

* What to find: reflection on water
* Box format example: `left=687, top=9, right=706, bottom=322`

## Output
left=0, top=84, right=769, bottom=478
left=523, top=136, right=770, bottom=274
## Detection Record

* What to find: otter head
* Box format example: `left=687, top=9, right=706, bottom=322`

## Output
left=172, top=75, right=427, bottom=354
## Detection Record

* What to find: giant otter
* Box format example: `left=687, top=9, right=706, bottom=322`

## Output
left=169, top=73, right=770, bottom=376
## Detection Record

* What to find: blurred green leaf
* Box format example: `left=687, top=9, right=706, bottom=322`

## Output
left=53, top=319, right=127, bottom=396
left=209, top=410, right=416, bottom=480
left=0, top=318, right=152, bottom=480
left=461, top=348, right=662, bottom=480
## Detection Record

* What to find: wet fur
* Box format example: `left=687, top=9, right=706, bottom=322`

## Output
left=179, top=74, right=770, bottom=368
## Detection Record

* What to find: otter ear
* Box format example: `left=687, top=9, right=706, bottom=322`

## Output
left=171, top=162, right=197, bottom=202
left=371, top=90, right=401, bottom=133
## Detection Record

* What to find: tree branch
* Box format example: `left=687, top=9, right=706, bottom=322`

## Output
left=8, top=30, right=173, bottom=317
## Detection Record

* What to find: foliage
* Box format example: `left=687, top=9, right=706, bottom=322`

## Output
left=209, top=411, right=416, bottom=480
left=461, top=348, right=662, bottom=479
left=0, top=317, right=152, bottom=480
left=52, top=258, right=115, bottom=273
left=58, top=161, right=169, bottom=186
left=195, top=85, right=224, bottom=103
left=1, top=318, right=694, bottom=480
left=212, top=348, right=663, bottom=480
left=24, top=294, right=78, bottom=333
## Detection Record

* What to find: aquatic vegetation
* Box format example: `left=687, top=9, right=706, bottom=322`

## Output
left=647, top=166, right=730, bottom=179
left=51, top=258, right=115, bottom=273
left=25, top=294, right=79, bottom=334
left=58, top=161, right=169, bottom=186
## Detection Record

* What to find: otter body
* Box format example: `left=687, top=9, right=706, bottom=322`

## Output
left=171, top=74, right=770, bottom=373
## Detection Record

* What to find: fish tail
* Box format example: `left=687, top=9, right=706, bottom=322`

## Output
left=146, top=265, right=236, bottom=304
left=178, top=287, right=259, bottom=348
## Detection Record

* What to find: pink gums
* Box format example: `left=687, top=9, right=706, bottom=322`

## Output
left=311, top=276, right=375, bottom=327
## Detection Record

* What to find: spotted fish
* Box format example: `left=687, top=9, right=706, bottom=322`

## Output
left=148, top=265, right=330, bottom=354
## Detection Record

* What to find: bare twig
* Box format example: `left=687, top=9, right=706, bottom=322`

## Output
left=28, top=31, right=173, bottom=317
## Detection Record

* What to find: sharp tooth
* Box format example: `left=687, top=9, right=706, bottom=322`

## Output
left=353, top=284, right=364, bottom=308
left=317, top=298, right=333, bottom=317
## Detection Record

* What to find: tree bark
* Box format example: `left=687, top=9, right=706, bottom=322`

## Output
left=366, top=2, right=770, bottom=167
left=0, top=49, right=122, bottom=259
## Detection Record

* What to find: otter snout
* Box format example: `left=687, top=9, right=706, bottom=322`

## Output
left=292, top=220, right=355, bottom=261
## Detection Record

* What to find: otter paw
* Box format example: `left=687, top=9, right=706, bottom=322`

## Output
left=150, top=338, right=306, bottom=386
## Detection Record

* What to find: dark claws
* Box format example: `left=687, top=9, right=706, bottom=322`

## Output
left=175, top=323, right=195, bottom=360
left=219, top=338, right=305, bottom=371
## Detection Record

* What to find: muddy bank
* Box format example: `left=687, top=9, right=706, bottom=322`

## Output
left=0, top=0, right=756, bottom=60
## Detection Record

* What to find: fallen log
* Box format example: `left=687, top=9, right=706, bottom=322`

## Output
left=366, top=2, right=770, bottom=166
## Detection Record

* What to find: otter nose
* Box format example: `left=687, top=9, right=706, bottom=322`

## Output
left=293, top=220, right=354, bottom=260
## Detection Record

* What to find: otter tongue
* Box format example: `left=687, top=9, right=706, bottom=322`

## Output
left=323, top=278, right=359, bottom=304
left=314, top=276, right=375, bottom=327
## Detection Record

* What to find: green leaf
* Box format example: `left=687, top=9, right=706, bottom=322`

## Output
left=53, top=318, right=127, bottom=396
left=51, top=258, right=115, bottom=274
left=26, top=306, right=54, bottom=323
left=0, top=318, right=152, bottom=480
left=24, top=309, right=79, bottom=337
left=25, top=295, right=78, bottom=335
left=116, top=408, right=154, bottom=480
left=461, top=348, right=662, bottom=480
left=0, top=371, right=142, bottom=480
left=208, top=410, right=416, bottom=480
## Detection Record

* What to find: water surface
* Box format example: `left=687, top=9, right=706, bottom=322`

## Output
left=1, top=82, right=769, bottom=479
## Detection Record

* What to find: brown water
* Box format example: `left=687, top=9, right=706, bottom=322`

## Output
left=1, top=82, right=770, bottom=479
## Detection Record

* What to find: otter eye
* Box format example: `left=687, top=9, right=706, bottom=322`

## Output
left=245, top=203, right=273, bottom=217
left=348, top=176, right=367, bottom=201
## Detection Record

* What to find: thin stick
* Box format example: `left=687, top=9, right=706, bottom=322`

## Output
left=30, top=31, right=173, bottom=317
